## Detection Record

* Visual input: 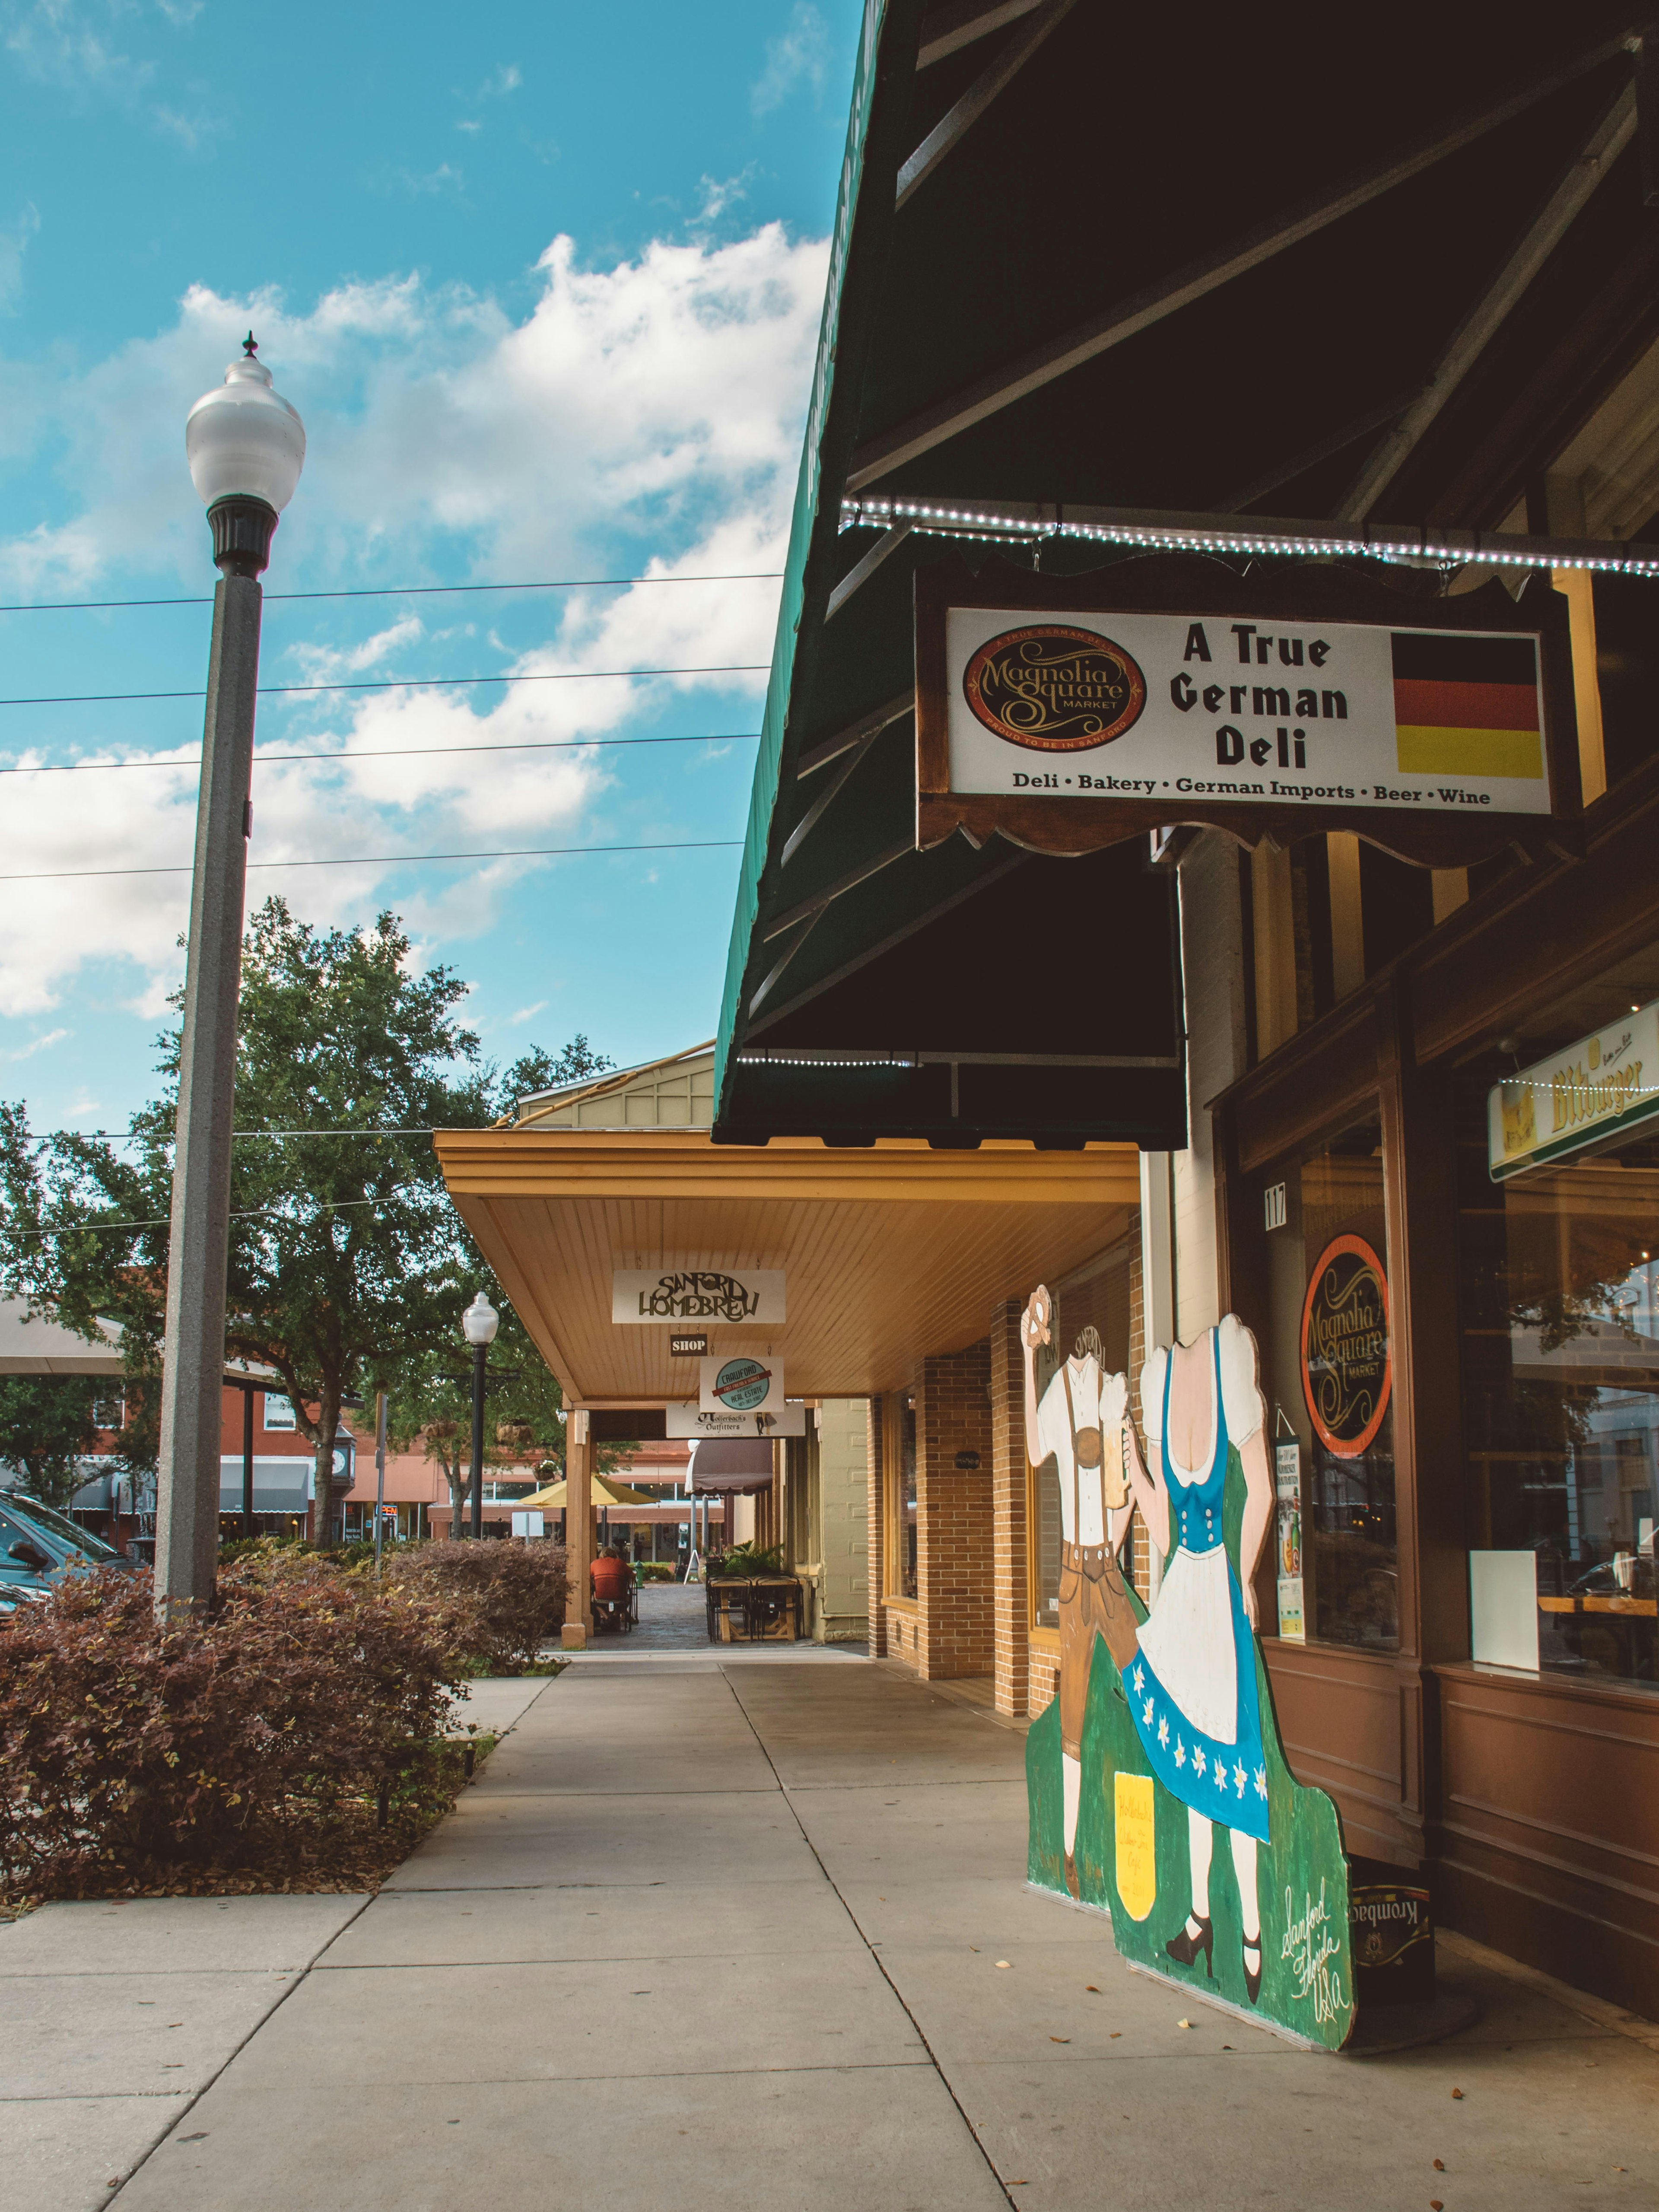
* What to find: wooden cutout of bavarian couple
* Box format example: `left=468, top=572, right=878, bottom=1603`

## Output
left=1021, top=1288, right=1355, bottom=2049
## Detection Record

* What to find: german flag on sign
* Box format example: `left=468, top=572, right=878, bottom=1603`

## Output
left=1392, top=632, right=1543, bottom=780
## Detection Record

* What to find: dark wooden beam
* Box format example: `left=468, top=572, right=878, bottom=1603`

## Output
left=761, top=841, right=915, bottom=941
left=847, top=30, right=1643, bottom=491
left=1216, top=391, right=1416, bottom=515
left=795, top=691, right=914, bottom=779
left=824, top=521, right=912, bottom=620
left=916, top=0, right=1045, bottom=70
left=782, top=726, right=885, bottom=868
left=1336, top=80, right=1636, bottom=523
left=896, top=0, right=1077, bottom=211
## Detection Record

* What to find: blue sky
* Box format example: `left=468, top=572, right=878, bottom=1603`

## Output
left=0, top=0, right=862, bottom=1129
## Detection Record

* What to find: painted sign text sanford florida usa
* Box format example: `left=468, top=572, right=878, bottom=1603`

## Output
left=946, top=606, right=1551, bottom=819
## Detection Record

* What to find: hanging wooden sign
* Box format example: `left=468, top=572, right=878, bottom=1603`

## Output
left=915, top=554, right=1579, bottom=868
left=1023, top=1303, right=1355, bottom=2050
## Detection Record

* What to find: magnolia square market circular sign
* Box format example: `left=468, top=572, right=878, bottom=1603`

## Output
left=1300, top=1233, right=1391, bottom=1457
left=962, top=623, right=1146, bottom=751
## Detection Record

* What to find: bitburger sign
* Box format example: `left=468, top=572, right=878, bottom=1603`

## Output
left=915, top=555, right=1579, bottom=868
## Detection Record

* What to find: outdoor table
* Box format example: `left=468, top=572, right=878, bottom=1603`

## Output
left=706, top=1576, right=802, bottom=1643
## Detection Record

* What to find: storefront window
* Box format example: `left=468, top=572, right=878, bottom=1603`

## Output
left=1263, top=1116, right=1398, bottom=1649
left=1458, top=1058, right=1659, bottom=1690
left=887, top=1393, right=917, bottom=1599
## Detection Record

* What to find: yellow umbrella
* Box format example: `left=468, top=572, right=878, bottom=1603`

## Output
left=517, top=1471, right=660, bottom=1511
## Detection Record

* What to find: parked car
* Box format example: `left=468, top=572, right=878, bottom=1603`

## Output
left=0, top=1489, right=137, bottom=1614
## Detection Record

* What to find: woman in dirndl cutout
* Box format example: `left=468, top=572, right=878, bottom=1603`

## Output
left=1120, top=1314, right=1274, bottom=2001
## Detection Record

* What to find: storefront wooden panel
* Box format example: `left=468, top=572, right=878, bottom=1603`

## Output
left=1233, top=996, right=1378, bottom=1177
left=1433, top=1663, right=1659, bottom=2018
left=1262, top=1641, right=1421, bottom=1867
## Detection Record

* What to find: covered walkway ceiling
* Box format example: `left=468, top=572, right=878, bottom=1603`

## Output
left=714, top=0, right=1653, bottom=1146
left=434, top=1128, right=1138, bottom=1405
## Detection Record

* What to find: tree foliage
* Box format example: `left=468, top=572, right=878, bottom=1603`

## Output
left=0, top=899, right=609, bottom=1524
left=0, top=1375, right=103, bottom=1512
left=493, top=1034, right=613, bottom=1119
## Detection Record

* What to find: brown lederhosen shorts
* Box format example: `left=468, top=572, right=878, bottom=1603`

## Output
left=1058, top=1541, right=1140, bottom=1759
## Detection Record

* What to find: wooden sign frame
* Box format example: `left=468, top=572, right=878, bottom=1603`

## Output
left=915, top=553, right=1581, bottom=868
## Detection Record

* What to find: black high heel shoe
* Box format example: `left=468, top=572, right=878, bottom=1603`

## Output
left=1166, top=1914, right=1214, bottom=1977
left=1242, top=1938, right=1262, bottom=2003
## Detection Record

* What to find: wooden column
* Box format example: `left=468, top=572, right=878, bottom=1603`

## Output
left=563, top=1410, right=591, bottom=1649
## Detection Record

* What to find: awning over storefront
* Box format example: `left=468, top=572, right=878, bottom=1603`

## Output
left=690, top=1440, right=776, bottom=1496
left=434, top=1124, right=1138, bottom=1404
left=714, top=0, right=1649, bottom=1147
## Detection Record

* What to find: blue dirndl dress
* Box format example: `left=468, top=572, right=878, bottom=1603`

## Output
left=1124, top=1328, right=1269, bottom=1843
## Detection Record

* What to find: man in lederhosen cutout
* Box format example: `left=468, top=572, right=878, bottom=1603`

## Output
left=1021, top=1283, right=1140, bottom=1900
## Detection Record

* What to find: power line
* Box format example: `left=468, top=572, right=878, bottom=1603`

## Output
left=0, top=663, right=769, bottom=709
left=6, top=1192, right=401, bottom=1241
left=0, top=836, right=742, bottom=884
left=0, top=570, right=785, bottom=616
left=0, top=731, right=763, bottom=776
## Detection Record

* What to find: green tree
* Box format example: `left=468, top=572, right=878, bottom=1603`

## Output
left=384, top=1306, right=570, bottom=1538
left=0, top=1373, right=102, bottom=1512
left=493, top=1035, right=613, bottom=1118
left=0, top=899, right=611, bottom=1543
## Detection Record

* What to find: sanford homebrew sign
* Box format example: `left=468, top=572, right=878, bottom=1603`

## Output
left=611, top=1269, right=786, bottom=1325
left=915, top=556, right=1577, bottom=867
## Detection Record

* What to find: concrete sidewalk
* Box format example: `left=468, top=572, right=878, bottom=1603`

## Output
left=5, top=1661, right=1657, bottom=2211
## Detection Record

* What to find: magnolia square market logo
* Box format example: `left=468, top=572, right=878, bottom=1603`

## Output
left=962, top=623, right=1147, bottom=752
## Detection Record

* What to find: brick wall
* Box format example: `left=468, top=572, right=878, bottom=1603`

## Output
left=914, top=1339, right=994, bottom=1679
left=988, top=1298, right=1030, bottom=1719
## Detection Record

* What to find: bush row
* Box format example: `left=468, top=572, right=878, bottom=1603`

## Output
left=0, top=1538, right=566, bottom=1902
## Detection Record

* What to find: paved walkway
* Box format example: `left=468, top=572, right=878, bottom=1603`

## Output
left=5, top=1659, right=1657, bottom=2210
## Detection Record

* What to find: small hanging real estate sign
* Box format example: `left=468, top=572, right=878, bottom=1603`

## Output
left=914, top=556, right=1577, bottom=868
left=1489, top=997, right=1659, bottom=1179
left=612, top=1269, right=786, bottom=1324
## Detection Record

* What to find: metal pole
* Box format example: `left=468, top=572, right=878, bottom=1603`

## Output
left=469, top=1341, right=487, bottom=1538
left=241, top=1382, right=255, bottom=1540
left=374, top=1388, right=388, bottom=1575
left=154, top=513, right=273, bottom=1622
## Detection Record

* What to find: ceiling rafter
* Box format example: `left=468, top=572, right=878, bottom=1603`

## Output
left=1336, top=79, right=1637, bottom=522
left=916, top=0, right=1047, bottom=71
left=896, top=0, right=1077, bottom=212
left=845, top=29, right=1643, bottom=492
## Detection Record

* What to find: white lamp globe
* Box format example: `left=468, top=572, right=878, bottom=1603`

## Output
left=185, top=334, right=306, bottom=514
left=462, top=1291, right=500, bottom=1347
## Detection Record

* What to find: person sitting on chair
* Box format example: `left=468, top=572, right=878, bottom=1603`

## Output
left=590, top=1544, right=632, bottom=1622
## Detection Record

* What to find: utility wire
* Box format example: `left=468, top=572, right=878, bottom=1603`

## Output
left=0, top=571, right=784, bottom=616
left=0, top=663, right=769, bottom=709
left=0, top=835, right=742, bottom=884
left=0, top=731, right=762, bottom=776
left=7, top=1192, right=400, bottom=1241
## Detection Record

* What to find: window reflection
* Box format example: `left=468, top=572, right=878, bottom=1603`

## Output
left=1264, top=1116, right=1399, bottom=1649
left=1459, top=1082, right=1659, bottom=1688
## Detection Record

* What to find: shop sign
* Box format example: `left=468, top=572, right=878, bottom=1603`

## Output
left=1487, top=996, right=1659, bottom=1180
left=611, top=1269, right=785, bottom=1324
left=668, top=1332, right=709, bottom=1358
left=699, top=1355, right=785, bottom=1416
left=666, top=1400, right=806, bottom=1439
left=915, top=559, right=1573, bottom=869
left=1300, top=1235, right=1391, bottom=1458
left=1275, top=1437, right=1305, bottom=1643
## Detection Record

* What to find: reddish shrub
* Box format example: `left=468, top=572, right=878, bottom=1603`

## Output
left=0, top=1557, right=470, bottom=1899
left=389, top=1540, right=567, bottom=1673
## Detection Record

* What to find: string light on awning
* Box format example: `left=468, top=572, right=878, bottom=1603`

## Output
left=838, top=497, right=1659, bottom=578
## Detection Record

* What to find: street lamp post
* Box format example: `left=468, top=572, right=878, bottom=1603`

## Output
left=153, top=336, right=305, bottom=1620
left=462, top=1292, right=499, bottom=1538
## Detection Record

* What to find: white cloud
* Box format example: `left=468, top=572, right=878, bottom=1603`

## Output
left=0, top=200, right=40, bottom=311
left=751, top=3, right=828, bottom=116
left=506, top=1001, right=547, bottom=1026
left=0, top=218, right=826, bottom=1013
left=2, top=1025, right=68, bottom=1061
